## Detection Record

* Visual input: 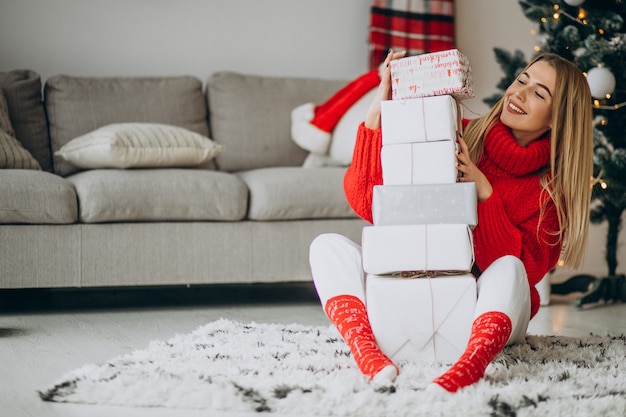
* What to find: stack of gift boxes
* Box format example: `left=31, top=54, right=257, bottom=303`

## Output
left=362, top=49, right=479, bottom=365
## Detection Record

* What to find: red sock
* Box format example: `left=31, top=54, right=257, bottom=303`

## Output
left=433, top=311, right=512, bottom=392
left=325, top=295, right=397, bottom=380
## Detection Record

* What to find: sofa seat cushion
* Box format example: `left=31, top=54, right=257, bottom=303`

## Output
left=0, top=170, right=78, bottom=224
left=237, top=167, right=358, bottom=220
left=67, top=169, right=248, bottom=223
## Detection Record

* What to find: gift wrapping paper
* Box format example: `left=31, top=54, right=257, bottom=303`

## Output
left=366, top=273, right=476, bottom=364
left=381, top=140, right=458, bottom=185
left=381, top=95, right=460, bottom=146
left=390, top=49, right=475, bottom=101
left=361, top=224, right=474, bottom=275
left=372, top=183, right=477, bottom=227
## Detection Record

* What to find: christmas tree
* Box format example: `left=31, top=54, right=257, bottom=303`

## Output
left=486, top=0, right=626, bottom=305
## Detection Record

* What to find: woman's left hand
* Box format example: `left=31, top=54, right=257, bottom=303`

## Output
left=456, top=133, right=493, bottom=202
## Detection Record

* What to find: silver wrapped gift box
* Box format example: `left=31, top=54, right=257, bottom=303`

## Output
left=372, top=183, right=477, bottom=227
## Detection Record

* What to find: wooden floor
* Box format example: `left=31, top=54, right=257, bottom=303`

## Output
left=1, top=283, right=625, bottom=417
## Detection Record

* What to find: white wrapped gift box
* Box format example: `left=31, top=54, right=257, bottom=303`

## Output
left=381, top=95, right=459, bottom=146
left=362, top=224, right=474, bottom=275
left=381, top=140, right=457, bottom=185
left=366, top=273, right=477, bottom=364
left=372, top=183, right=477, bottom=227
left=389, top=49, right=475, bottom=101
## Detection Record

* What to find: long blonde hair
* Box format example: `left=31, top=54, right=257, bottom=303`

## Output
left=463, top=53, right=593, bottom=269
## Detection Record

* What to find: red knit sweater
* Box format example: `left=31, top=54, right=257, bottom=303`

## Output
left=344, top=120, right=562, bottom=318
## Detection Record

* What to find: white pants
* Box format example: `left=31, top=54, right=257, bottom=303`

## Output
left=310, top=233, right=530, bottom=345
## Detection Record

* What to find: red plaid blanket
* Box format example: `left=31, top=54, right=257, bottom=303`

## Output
left=369, top=0, right=455, bottom=69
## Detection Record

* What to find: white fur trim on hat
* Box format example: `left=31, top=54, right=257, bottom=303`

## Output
left=290, top=103, right=332, bottom=155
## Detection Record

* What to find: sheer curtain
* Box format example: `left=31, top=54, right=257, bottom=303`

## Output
left=369, top=0, right=455, bottom=69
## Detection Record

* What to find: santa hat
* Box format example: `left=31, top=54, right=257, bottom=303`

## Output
left=291, top=69, right=381, bottom=155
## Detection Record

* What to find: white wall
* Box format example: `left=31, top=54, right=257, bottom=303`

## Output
left=1, top=0, right=623, bottom=278
left=0, top=0, right=540, bottom=90
left=0, top=0, right=371, bottom=82
left=455, top=0, right=539, bottom=115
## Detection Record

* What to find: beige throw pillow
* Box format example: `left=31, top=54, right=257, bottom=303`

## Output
left=55, top=123, right=224, bottom=169
left=0, top=87, right=42, bottom=170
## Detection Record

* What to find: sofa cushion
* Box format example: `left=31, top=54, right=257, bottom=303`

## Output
left=0, top=170, right=78, bottom=224
left=237, top=167, right=358, bottom=220
left=0, top=70, right=53, bottom=171
left=56, top=123, right=224, bottom=169
left=45, top=75, right=209, bottom=176
left=0, top=131, right=42, bottom=170
left=1, top=88, right=41, bottom=170
left=207, top=72, right=346, bottom=172
left=66, top=169, right=248, bottom=223
left=0, top=87, right=16, bottom=137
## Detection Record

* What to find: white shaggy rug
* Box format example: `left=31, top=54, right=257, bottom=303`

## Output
left=39, top=318, right=626, bottom=416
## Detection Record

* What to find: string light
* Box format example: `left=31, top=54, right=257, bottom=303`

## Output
left=541, top=4, right=626, bottom=110
left=549, top=3, right=595, bottom=30
left=593, top=101, right=626, bottom=110
left=591, top=172, right=608, bottom=190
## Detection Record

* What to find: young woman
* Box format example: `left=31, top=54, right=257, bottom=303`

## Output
left=309, top=50, right=594, bottom=392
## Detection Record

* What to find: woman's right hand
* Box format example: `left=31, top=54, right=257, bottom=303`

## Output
left=364, top=49, right=407, bottom=129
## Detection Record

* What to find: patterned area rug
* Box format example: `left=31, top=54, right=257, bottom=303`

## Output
left=39, top=319, right=626, bottom=416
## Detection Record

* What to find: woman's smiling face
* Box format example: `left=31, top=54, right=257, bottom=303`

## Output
left=500, top=59, right=556, bottom=147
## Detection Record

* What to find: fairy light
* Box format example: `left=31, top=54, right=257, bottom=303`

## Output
left=594, top=101, right=626, bottom=110
left=536, top=3, right=626, bottom=110
left=591, top=172, right=608, bottom=190
left=547, top=4, right=601, bottom=31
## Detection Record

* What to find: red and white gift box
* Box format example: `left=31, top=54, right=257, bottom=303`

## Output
left=366, top=273, right=476, bottom=364
left=390, top=49, right=475, bottom=101
left=381, top=140, right=458, bottom=185
left=361, top=224, right=474, bottom=275
left=372, top=183, right=477, bottom=227
left=381, top=95, right=459, bottom=145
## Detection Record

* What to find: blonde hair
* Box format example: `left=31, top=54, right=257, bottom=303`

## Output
left=463, top=53, right=593, bottom=269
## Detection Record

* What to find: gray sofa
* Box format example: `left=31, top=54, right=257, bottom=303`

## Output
left=0, top=69, right=366, bottom=290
